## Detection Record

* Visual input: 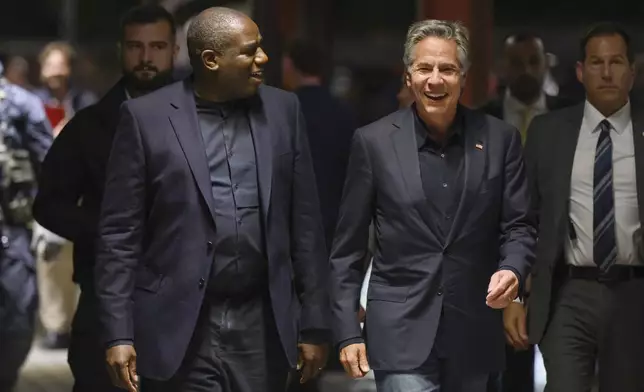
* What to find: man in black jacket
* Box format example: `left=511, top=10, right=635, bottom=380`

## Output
left=480, top=33, right=574, bottom=392
left=331, top=20, right=536, bottom=392
left=32, top=5, right=178, bottom=391
left=95, top=7, right=329, bottom=392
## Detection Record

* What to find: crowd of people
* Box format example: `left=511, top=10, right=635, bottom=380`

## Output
left=0, top=3, right=641, bottom=392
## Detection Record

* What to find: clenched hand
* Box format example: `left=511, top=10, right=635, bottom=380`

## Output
left=503, top=302, right=529, bottom=350
left=106, top=345, right=138, bottom=391
left=486, top=270, right=519, bottom=309
left=298, top=343, right=328, bottom=384
left=340, top=343, right=370, bottom=379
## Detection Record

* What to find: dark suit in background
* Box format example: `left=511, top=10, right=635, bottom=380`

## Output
left=33, top=80, right=127, bottom=392
left=526, top=101, right=644, bottom=391
left=524, top=23, right=644, bottom=392
left=295, top=85, right=357, bottom=250
left=481, top=91, right=573, bottom=392
left=330, top=104, right=536, bottom=389
left=95, top=80, right=329, bottom=390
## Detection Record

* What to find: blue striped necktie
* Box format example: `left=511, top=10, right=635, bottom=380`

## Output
left=593, top=119, right=617, bottom=271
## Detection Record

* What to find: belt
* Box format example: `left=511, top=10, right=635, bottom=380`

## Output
left=557, top=264, right=644, bottom=283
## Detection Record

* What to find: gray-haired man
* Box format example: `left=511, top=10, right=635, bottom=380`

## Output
left=329, top=19, right=537, bottom=392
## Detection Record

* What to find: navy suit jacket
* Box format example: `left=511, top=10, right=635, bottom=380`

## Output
left=34, top=80, right=127, bottom=286
left=329, top=105, right=537, bottom=373
left=95, top=79, right=329, bottom=380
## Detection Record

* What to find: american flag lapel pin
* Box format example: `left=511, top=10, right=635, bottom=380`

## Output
left=475, top=141, right=484, bottom=150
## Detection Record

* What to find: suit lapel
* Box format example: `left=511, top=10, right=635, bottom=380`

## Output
left=248, top=92, right=272, bottom=222
left=552, top=104, right=584, bottom=229
left=391, top=109, right=440, bottom=234
left=444, top=107, right=487, bottom=246
left=631, top=106, right=644, bottom=228
left=168, top=80, right=217, bottom=226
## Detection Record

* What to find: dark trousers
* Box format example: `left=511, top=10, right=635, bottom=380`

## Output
left=142, top=292, right=291, bottom=392
left=68, top=288, right=122, bottom=392
left=0, top=229, right=37, bottom=392
left=502, top=345, right=534, bottom=392
left=487, top=345, right=534, bottom=392
left=540, top=277, right=644, bottom=392
left=0, top=327, right=32, bottom=392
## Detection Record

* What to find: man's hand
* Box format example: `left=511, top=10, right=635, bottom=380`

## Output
left=486, top=270, right=519, bottom=309
left=298, top=343, right=328, bottom=384
left=503, top=302, right=529, bottom=350
left=339, top=343, right=370, bottom=379
left=106, top=345, right=138, bottom=391
left=358, top=306, right=366, bottom=323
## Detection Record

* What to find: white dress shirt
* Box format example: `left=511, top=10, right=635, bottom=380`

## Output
left=502, top=90, right=548, bottom=132
left=566, top=100, right=641, bottom=266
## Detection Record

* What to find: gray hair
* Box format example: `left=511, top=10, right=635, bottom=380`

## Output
left=403, top=19, right=470, bottom=72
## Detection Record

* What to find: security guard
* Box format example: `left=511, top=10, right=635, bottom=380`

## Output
left=0, top=60, right=53, bottom=391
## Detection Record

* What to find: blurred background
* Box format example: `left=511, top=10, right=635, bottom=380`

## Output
left=2, top=1, right=641, bottom=391
left=3, top=0, right=644, bottom=127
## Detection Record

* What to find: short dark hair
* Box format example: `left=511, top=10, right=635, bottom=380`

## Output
left=119, top=5, right=176, bottom=43
left=580, top=22, right=633, bottom=63
left=285, top=40, right=324, bottom=77
left=186, top=7, right=248, bottom=68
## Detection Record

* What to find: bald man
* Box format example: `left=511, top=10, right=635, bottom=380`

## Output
left=94, top=7, right=330, bottom=392
left=481, top=33, right=574, bottom=392
left=482, top=33, right=573, bottom=145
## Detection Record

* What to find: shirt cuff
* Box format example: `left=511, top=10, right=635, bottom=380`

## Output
left=498, top=265, right=524, bottom=299
left=107, top=339, right=133, bottom=349
left=299, top=328, right=330, bottom=345
left=337, top=337, right=364, bottom=353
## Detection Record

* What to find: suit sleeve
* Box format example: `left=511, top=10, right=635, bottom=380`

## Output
left=524, top=116, right=541, bottom=229
left=289, top=95, right=331, bottom=340
left=33, top=114, right=90, bottom=241
left=329, top=129, right=374, bottom=346
left=523, top=116, right=542, bottom=281
left=94, top=103, right=146, bottom=345
left=498, top=127, right=537, bottom=290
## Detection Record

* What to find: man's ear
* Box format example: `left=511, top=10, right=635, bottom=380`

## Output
left=404, top=70, right=412, bottom=88
left=201, top=49, right=219, bottom=71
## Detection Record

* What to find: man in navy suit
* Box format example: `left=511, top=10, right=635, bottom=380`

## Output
left=95, top=7, right=329, bottom=392
left=330, top=20, right=536, bottom=392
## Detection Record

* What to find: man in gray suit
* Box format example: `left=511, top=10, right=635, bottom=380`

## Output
left=526, top=22, right=644, bottom=391
left=329, top=19, right=536, bottom=392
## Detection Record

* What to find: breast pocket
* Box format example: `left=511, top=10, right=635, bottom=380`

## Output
left=134, top=265, right=165, bottom=293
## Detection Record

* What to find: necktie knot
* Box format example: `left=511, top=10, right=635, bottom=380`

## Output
left=599, top=119, right=612, bottom=134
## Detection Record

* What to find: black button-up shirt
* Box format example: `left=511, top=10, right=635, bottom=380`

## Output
left=414, top=106, right=465, bottom=240
left=195, top=96, right=267, bottom=298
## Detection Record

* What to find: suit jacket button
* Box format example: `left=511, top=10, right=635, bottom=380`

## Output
left=437, top=287, right=444, bottom=296
left=207, top=241, right=213, bottom=250
left=199, top=278, right=205, bottom=288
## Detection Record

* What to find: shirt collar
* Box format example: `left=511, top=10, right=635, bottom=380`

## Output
left=412, top=104, right=463, bottom=150
left=583, top=100, right=631, bottom=134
